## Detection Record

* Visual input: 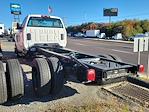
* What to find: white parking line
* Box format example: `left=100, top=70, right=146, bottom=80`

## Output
left=75, top=43, right=87, bottom=46
left=73, top=39, right=133, bottom=48
left=112, top=49, right=134, bottom=54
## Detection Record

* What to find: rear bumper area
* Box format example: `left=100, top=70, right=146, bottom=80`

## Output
left=99, top=76, right=127, bottom=85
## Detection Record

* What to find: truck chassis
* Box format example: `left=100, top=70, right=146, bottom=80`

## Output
left=0, top=45, right=145, bottom=104
left=35, top=46, right=138, bottom=84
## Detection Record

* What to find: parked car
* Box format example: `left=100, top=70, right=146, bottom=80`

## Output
left=67, top=33, right=72, bottom=37
left=99, top=33, right=106, bottom=39
left=129, top=36, right=134, bottom=41
left=112, top=33, right=123, bottom=40
left=85, top=30, right=100, bottom=38
left=129, top=34, right=147, bottom=41
left=74, top=32, right=84, bottom=37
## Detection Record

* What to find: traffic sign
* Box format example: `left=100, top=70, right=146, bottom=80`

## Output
left=134, top=37, right=149, bottom=77
left=133, top=37, right=149, bottom=52
left=10, top=3, right=21, bottom=15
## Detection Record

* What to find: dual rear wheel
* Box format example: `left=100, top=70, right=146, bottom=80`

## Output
left=0, top=57, right=64, bottom=104
left=0, top=59, right=24, bottom=104
left=32, top=57, right=64, bottom=96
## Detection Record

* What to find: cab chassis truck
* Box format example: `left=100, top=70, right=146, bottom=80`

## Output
left=0, top=15, right=145, bottom=104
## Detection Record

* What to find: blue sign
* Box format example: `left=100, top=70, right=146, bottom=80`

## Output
left=10, top=3, right=21, bottom=15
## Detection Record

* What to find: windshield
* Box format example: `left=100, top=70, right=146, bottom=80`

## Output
left=27, top=17, right=63, bottom=28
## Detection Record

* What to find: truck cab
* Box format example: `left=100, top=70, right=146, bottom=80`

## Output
left=15, top=15, right=67, bottom=56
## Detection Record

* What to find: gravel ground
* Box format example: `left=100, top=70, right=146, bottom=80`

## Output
left=0, top=38, right=148, bottom=112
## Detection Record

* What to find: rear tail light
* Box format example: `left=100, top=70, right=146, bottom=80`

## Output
left=139, top=65, right=144, bottom=73
left=87, top=69, right=96, bottom=81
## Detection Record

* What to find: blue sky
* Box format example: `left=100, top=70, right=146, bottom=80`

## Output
left=1, top=0, right=149, bottom=28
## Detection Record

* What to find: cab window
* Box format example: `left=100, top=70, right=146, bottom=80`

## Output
left=27, top=17, right=63, bottom=28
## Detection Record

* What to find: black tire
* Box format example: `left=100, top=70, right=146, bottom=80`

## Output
left=0, top=61, right=7, bottom=104
left=6, top=59, right=24, bottom=99
left=32, top=58, right=52, bottom=96
left=47, top=57, right=64, bottom=95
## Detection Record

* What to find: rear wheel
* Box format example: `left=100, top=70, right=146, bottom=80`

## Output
left=32, top=58, right=52, bottom=96
left=6, top=59, right=24, bottom=99
left=47, top=57, right=64, bottom=95
left=0, top=61, right=7, bottom=104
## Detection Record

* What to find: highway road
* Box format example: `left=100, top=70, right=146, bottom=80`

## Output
left=67, top=37, right=148, bottom=72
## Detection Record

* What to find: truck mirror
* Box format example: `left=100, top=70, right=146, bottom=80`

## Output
left=16, top=23, right=22, bottom=29
left=27, top=33, right=31, bottom=40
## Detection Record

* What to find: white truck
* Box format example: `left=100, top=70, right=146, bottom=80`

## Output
left=85, top=30, right=100, bottom=37
left=0, top=24, right=4, bottom=37
left=15, top=14, right=67, bottom=56
left=99, top=33, right=106, bottom=39
left=112, top=33, right=123, bottom=40
left=0, top=14, right=143, bottom=105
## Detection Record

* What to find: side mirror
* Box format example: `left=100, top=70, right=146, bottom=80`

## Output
left=16, top=23, right=22, bottom=29
left=27, top=33, right=31, bottom=40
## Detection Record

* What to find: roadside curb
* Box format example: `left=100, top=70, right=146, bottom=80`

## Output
left=127, top=76, right=149, bottom=89
left=83, top=38, right=134, bottom=44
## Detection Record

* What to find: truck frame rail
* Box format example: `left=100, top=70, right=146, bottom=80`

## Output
left=33, top=46, right=138, bottom=84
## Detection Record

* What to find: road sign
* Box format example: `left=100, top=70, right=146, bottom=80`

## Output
left=133, top=37, right=149, bottom=52
left=144, top=37, right=149, bottom=51
left=10, top=3, right=21, bottom=15
left=133, top=38, right=139, bottom=52
left=134, top=37, right=149, bottom=77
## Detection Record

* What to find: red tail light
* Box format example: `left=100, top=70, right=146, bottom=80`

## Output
left=139, top=65, right=144, bottom=73
left=87, top=69, right=96, bottom=81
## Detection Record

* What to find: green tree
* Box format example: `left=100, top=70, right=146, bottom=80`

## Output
left=141, top=20, right=149, bottom=32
